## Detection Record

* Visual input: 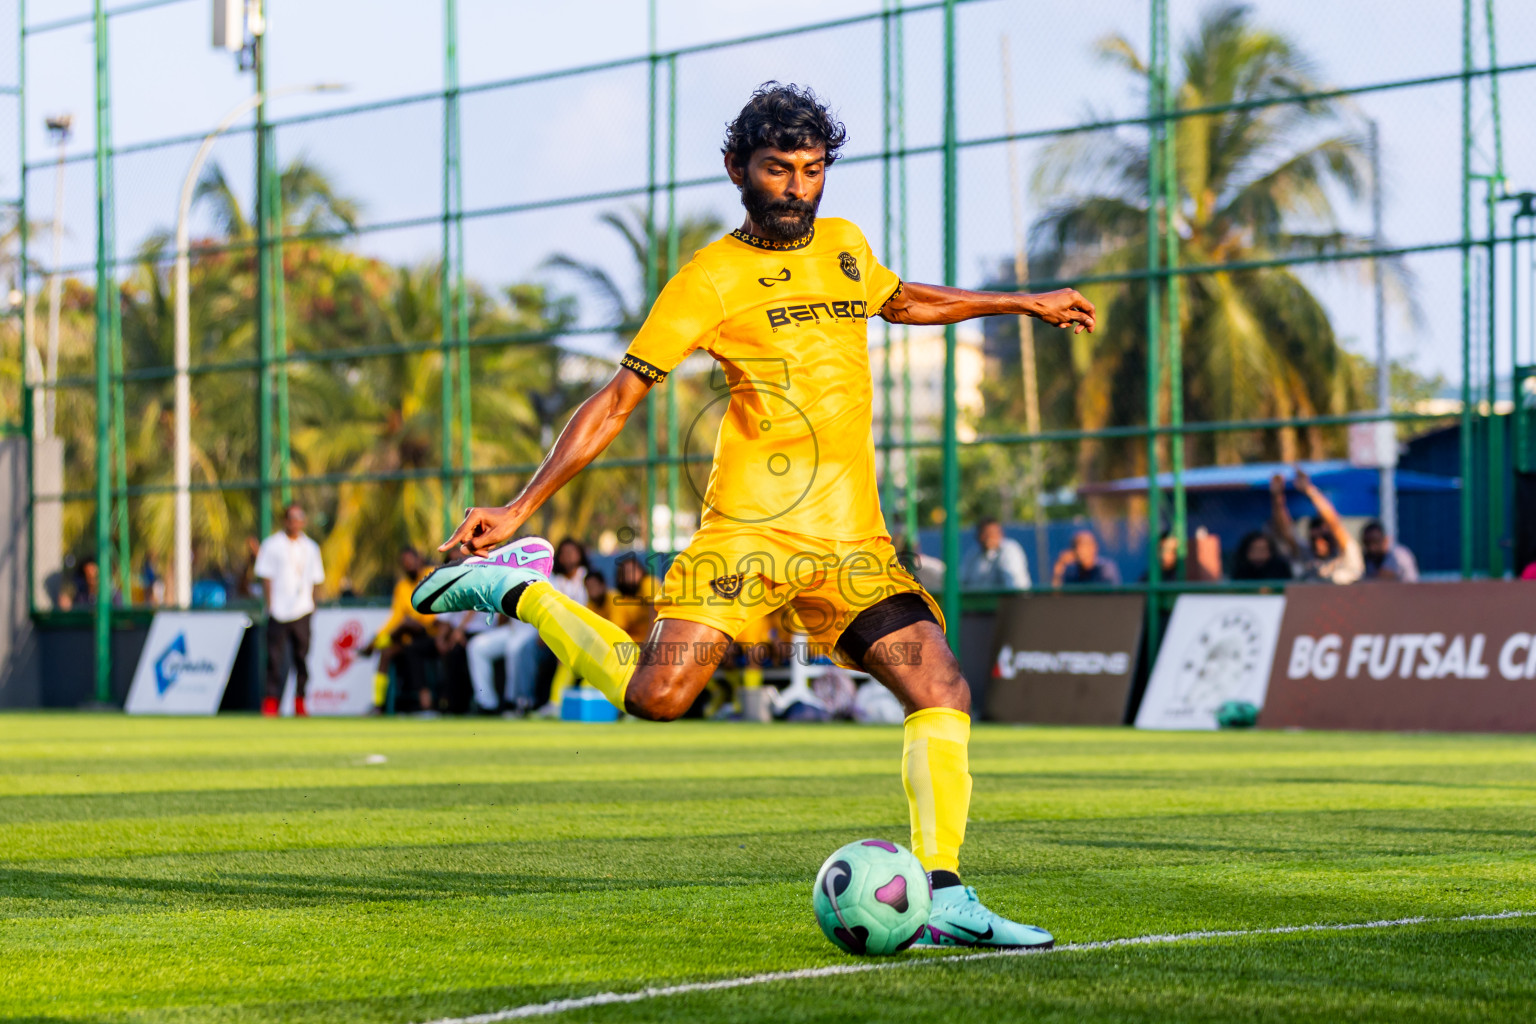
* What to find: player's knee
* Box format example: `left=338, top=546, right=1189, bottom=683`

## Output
left=939, top=671, right=972, bottom=714
left=623, top=674, right=693, bottom=721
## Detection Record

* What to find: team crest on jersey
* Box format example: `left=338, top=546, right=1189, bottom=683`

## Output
left=838, top=251, right=860, bottom=281
left=709, top=573, right=746, bottom=599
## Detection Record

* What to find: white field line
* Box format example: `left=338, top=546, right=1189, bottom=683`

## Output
left=417, top=909, right=1536, bottom=1023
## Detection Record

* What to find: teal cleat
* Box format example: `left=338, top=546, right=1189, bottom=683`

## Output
left=913, top=885, right=1054, bottom=950
left=410, top=536, right=554, bottom=617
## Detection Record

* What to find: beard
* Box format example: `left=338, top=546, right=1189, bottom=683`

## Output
left=740, top=179, right=820, bottom=241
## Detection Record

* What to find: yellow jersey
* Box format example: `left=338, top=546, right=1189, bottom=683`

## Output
left=621, top=217, right=901, bottom=541
left=374, top=569, right=434, bottom=646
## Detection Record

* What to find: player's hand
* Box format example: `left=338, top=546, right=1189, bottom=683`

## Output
left=439, top=504, right=526, bottom=557
left=1293, top=467, right=1313, bottom=493
left=1031, top=288, right=1096, bottom=334
left=1269, top=473, right=1286, bottom=497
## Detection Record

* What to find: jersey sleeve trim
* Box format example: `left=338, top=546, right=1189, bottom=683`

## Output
left=620, top=353, right=669, bottom=384
left=873, top=279, right=904, bottom=316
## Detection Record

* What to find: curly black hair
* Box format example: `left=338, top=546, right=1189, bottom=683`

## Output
left=722, top=82, right=848, bottom=166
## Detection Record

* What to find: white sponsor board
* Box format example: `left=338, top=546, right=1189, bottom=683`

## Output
left=125, top=612, right=250, bottom=715
left=1136, top=594, right=1287, bottom=730
left=280, top=607, right=393, bottom=716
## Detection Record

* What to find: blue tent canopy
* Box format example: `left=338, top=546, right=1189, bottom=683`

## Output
left=1078, top=459, right=1459, bottom=499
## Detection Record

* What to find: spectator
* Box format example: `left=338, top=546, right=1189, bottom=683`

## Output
left=893, top=533, right=945, bottom=594
left=602, top=555, right=659, bottom=644
left=466, top=612, right=539, bottom=716
left=1360, top=520, right=1419, bottom=582
left=363, top=547, right=437, bottom=715
left=139, top=553, right=165, bottom=607
left=1269, top=469, right=1363, bottom=584
left=437, top=604, right=498, bottom=714
left=254, top=504, right=325, bottom=717
left=1231, top=530, right=1293, bottom=582
left=1522, top=560, right=1536, bottom=580
left=468, top=537, right=593, bottom=716
left=1053, top=530, right=1121, bottom=586
left=67, top=555, right=124, bottom=610
left=959, top=517, right=1031, bottom=591
left=535, top=539, right=600, bottom=716
left=1139, top=530, right=1179, bottom=582
left=237, top=536, right=263, bottom=600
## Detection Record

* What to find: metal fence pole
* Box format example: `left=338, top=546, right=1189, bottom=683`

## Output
left=100, top=8, right=129, bottom=604
left=18, top=0, right=31, bottom=618
left=438, top=0, right=459, bottom=538
left=1163, top=5, right=1185, bottom=577
left=1458, top=0, right=1474, bottom=578
left=940, top=0, right=959, bottom=651
left=897, top=6, right=916, bottom=549
left=91, top=0, right=112, bottom=701
left=273, top=127, right=291, bottom=507
left=642, top=0, right=658, bottom=551
left=1485, top=179, right=1502, bottom=575
left=449, top=0, right=472, bottom=511
left=665, top=54, right=679, bottom=551
left=255, top=29, right=272, bottom=543
left=880, top=0, right=894, bottom=523
left=1143, top=0, right=1165, bottom=649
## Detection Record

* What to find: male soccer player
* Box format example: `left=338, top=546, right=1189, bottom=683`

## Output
left=414, top=83, right=1094, bottom=948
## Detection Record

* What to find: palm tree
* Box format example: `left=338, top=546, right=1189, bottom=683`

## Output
left=544, top=207, right=724, bottom=337
left=107, top=158, right=573, bottom=595
left=1023, top=3, right=1388, bottom=481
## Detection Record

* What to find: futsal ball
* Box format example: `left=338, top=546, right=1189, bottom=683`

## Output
left=812, top=839, right=931, bottom=955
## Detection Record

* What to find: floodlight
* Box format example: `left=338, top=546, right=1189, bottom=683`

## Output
left=44, top=114, right=72, bottom=143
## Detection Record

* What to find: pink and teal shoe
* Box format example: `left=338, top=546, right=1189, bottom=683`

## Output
left=411, top=536, right=554, bottom=617
left=914, top=884, right=1054, bottom=949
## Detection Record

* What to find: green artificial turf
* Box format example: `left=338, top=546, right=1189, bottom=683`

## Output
left=2, top=714, right=1533, bottom=1023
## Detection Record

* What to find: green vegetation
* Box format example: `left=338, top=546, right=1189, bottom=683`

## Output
left=1013, top=4, right=1401, bottom=481
left=2, top=714, right=1532, bottom=1022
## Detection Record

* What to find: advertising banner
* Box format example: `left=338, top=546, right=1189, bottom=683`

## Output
left=125, top=612, right=250, bottom=715
left=1261, top=581, right=1536, bottom=732
left=985, top=593, right=1145, bottom=724
left=279, top=607, right=393, bottom=716
left=1135, top=594, right=1288, bottom=729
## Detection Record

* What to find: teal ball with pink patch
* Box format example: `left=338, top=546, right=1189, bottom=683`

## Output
left=812, top=839, right=932, bottom=955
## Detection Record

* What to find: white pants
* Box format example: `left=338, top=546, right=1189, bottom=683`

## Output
left=466, top=621, right=541, bottom=710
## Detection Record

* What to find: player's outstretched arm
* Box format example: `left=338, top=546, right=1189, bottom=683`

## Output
left=438, top=368, right=652, bottom=557
left=879, top=281, right=1095, bottom=333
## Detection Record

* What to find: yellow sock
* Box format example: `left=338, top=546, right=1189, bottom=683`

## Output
left=902, top=707, right=972, bottom=874
left=548, top=663, right=574, bottom=708
left=372, top=672, right=388, bottom=708
left=516, top=581, right=637, bottom=710
left=743, top=666, right=763, bottom=688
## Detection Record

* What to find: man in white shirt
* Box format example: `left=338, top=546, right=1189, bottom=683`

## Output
left=958, top=518, right=1031, bottom=591
left=254, top=504, right=326, bottom=717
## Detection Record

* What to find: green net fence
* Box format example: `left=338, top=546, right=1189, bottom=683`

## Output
left=2, top=0, right=1533, bottom=697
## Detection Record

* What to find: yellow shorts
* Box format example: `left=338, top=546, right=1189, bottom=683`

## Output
left=654, top=521, right=945, bottom=669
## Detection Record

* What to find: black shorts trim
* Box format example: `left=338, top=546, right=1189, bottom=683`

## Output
left=620, top=353, right=668, bottom=384
left=835, top=592, right=938, bottom=670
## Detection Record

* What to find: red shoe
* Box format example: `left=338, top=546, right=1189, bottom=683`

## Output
left=294, top=697, right=308, bottom=717
left=261, top=697, right=279, bottom=717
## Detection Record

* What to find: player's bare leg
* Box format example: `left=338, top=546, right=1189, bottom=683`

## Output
left=855, top=612, right=1054, bottom=950
left=623, top=618, right=732, bottom=721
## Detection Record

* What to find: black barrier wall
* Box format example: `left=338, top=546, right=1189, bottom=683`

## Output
left=985, top=593, right=1146, bottom=725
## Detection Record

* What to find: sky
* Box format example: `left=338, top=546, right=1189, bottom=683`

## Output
left=9, top=0, right=1536, bottom=389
